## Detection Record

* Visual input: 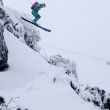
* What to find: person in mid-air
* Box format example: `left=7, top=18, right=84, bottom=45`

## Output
left=31, top=1, right=46, bottom=23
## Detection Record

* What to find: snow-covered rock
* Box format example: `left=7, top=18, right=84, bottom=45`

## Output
left=48, top=54, right=77, bottom=79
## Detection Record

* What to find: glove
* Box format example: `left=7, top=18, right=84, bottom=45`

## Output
left=41, top=3, right=46, bottom=8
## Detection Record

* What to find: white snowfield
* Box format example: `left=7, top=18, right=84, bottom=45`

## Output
left=0, top=30, right=96, bottom=110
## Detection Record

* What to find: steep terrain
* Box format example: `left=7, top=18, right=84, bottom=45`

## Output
left=0, top=0, right=110, bottom=110
left=0, top=5, right=97, bottom=110
left=0, top=27, right=96, bottom=110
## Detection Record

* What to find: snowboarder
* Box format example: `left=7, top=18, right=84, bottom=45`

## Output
left=31, top=1, right=46, bottom=23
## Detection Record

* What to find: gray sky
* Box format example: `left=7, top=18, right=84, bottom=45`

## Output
left=4, top=0, right=110, bottom=59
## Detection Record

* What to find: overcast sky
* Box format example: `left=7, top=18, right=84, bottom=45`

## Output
left=4, top=0, right=110, bottom=59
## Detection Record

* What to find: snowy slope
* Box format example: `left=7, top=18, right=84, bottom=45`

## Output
left=0, top=30, right=97, bottom=110
left=0, top=29, right=61, bottom=91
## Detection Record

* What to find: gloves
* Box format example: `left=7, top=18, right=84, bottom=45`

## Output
left=41, top=3, right=46, bottom=8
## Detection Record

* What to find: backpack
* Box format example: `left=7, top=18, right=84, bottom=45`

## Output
left=31, top=1, right=39, bottom=9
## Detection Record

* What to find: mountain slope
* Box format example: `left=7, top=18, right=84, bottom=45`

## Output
left=0, top=29, right=97, bottom=110
left=0, top=29, right=61, bottom=91
left=0, top=1, right=109, bottom=110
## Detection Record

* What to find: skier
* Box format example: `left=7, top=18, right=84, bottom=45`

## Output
left=21, top=1, right=51, bottom=32
left=31, top=1, right=46, bottom=23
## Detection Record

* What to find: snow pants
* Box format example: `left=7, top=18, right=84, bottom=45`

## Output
left=32, top=10, right=41, bottom=22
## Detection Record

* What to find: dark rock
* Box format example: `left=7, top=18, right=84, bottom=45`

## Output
left=0, top=22, right=8, bottom=71
left=0, top=8, right=5, bottom=19
left=0, top=96, right=5, bottom=105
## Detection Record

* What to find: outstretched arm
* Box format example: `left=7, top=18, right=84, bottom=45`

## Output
left=39, top=3, right=46, bottom=8
left=33, top=3, right=46, bottom=12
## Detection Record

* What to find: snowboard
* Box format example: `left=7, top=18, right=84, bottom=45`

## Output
left=21, top=17, right=51, bottom=32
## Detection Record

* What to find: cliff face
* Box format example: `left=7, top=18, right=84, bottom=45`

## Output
left=0, top=5, right=8, bottom=71
left=0, top=3, right=41, bottom=71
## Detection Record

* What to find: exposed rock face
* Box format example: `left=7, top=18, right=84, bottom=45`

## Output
left=0, top=6, right=8, bottom=71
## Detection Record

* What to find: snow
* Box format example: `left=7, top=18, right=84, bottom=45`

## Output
left=2, top=82, right=96, bottom=110
left=1, top=0, right=110, bottom=110
left=0, top=29, right=60, bottom=91
left=0, top=29, right=96, bottom=110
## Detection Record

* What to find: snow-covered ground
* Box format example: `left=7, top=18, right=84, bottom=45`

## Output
left=1, top=0, right=110, bottom=110
left=0, top=30, right=96, bottom=110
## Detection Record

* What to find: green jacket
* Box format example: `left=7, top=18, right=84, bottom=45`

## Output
left=33, top=3, right=45, bottom=12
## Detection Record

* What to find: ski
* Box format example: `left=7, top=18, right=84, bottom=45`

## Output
left=21, top=17, right=51, bottom=32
